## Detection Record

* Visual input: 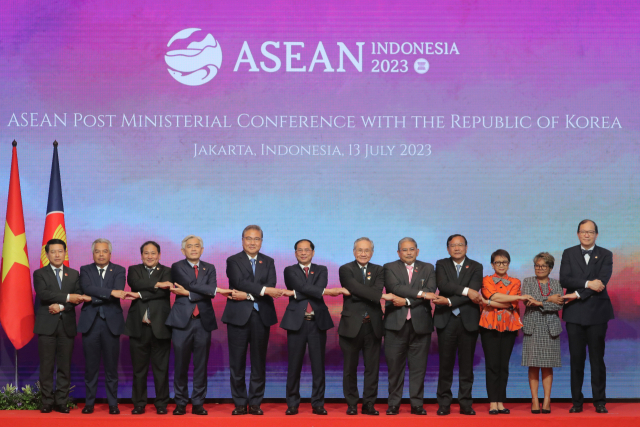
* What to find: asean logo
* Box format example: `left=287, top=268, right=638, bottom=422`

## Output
left=165, top=28, right=222, bottom=86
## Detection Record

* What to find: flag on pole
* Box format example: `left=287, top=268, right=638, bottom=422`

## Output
left=0, top=141, right=34, bottom=349
left=40, top=141, right=68, bottom=267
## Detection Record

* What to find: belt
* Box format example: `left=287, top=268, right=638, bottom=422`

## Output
left=304, top=314, right=315, bottom=321
left=191, top=314, right=201, bottom=319
left=362, top=316, right=371, bottom=324
left=142, top=322, right=152, bottom=326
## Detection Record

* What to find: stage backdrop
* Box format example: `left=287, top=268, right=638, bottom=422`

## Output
left=1, top=0, right=639, bottom=400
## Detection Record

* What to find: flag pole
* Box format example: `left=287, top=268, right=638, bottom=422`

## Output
left=14, top=348, right=18, bottom=387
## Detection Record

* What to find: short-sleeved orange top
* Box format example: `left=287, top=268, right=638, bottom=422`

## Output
left=479, top=273, right=523, bottom=332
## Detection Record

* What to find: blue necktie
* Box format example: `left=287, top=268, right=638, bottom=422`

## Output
left=55, top=268, right=62, bottom=289
left=99, top=268, right=106, bottom=319
left=251, top=259, right=259, bottom=311
left=361, top=266, right=368, bottom=317
left=452, top=264, right=461, bottom=316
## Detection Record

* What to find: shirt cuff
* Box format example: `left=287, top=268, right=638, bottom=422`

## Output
left=448, top=298, right=452, bottom=306
left=58, top=304, right=64, bottom=311
left=138, top=292, right=143, bottom=300
left=260, top=286, right=266, bottom=296
left=585, top=281, right=589, bottom=288
left=247, top=294, right=254, bottom=301
left=66, top=294, right=70, bottom=302
left=322, top=289, right=325, bottom=296
left=462, top=287, right=469, bottom=296
left=417, top=290, right=423, bottom=297
left=188, top=291, right=192, bottom=300
left=405, top=298, right=411, bottom=306
left=575, top=291, right=581, bottom=299
left=293, top=290, right=297, bottom=299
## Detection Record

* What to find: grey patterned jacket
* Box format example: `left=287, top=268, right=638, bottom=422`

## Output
left=522, top=277, right=563, bottom=337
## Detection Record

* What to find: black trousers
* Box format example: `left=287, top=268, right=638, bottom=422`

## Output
left=172, top=317, right=211, bottom=406
left=436, top=315, right=479, bottom=409
left=286, top=319, right=327, bottom=408
left=227, top=310, right=270, bottom=407
left=38, top=318, right=74, bottom=406
left=82, top=316, right=120, bottom=406
left=129, top=324, right=171, bottom=408
left=339, top=321, right=381, bottom=407
left=480, top=328, right=517, bottom=402
left=384, top=319, right=431, bottom=408
left=566, top=322, right=608, bottom=407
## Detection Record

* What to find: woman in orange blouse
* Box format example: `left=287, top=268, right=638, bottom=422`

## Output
left=480, top=249, right=531, bottom=415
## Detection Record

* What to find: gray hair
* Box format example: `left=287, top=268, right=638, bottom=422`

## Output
left=353, top=237, right=374, bottom=251
left=533, top=252, right=555, bottom=270
left=91, top=238, right=112, bottom=253
left=181, top=235, right=204, bottom=250
left=397, top=237, right=418, bottom=251
left=242, top=224, right=263, bottom=238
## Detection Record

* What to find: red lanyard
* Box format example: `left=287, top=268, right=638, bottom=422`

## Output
left=537, top=279, right=552, bottom=296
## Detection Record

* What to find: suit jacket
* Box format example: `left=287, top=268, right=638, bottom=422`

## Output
left=124, top=263, right=172, bottom=340
left=521, top=277, right=563, bottom=337
left=433, top=257, right=483, bottom=332
left=280, top=263, right=334, bottom=331
left=383, top=259, right=436, bottom=334
left=33, top=265, right=81, bottom=336
left=165, top=259, right=218, bottom=332
left=78, top=263, right=126, bottom=335
left=338, top=260, right=384, bottom=339
left=222, top=251, right=278, bottom=327
left=560, top=244, right=614, bottom=325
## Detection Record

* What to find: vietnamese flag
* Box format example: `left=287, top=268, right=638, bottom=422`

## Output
left=40, top=141, right=68, bottom=268
left=0, top=141, right=34, bottom=349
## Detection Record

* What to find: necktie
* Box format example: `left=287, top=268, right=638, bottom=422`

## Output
left=55, top=268, right=62, bottom=289
left=99, top=268, right=105, bottom=319
left=192, top=265, right=200, bottom=317
left=452, top=264, right=462, bottom=316
left=406, top=265, right=413, bottom=320
left=143, top=267, right=153, bottom=323
left=251, top=259, right=259, bottom=311
left=304, top=267, right=312, bottom=314
left=361, top=266, right=369, bottom=318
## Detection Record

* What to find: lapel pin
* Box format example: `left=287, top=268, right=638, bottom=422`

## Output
left=414, top=268, right=418, bottom=272
left=65, top=273, right=68, bottom=276
left=466, top=265, right=469, bottom=269
left=203, top=267, right=206, bottom=271
left=259, top=260, right=263, bottom=264
left=367, top=277, right=371, bottom=280
left=595, top=256, right=598, bottom=259
left=109, top=269, right=112, bottom=272
left=310, top=271, right=314, bottom=274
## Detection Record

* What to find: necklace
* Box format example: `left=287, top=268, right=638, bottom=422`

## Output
left=537, top=279, right=551, bottom=296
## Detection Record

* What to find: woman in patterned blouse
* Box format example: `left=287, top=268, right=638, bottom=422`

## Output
left=480, top=249, right=532, bottom=415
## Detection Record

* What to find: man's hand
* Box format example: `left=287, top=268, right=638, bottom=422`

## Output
left=231, top=290, right=249, bottom=301
left=264, top=287, right=284, bottom=298
left=125, top=292, right=140, bottom=300
left=170, top=283, right=190, bottom=296
left=48, top=304, right=61, bottom=314
left=587, top=280, right=605, bottom=292
left=563, top=292, right=579, bottom=303
left=81, top=295, right=92, bottom=302
left=381, top=293, right=395, bottom=301
left=217, top=288, right=233, bottom=296
left=422, top=292, right=437, bottom=300
left=155, top=281, right=173, bottom=289
left=323, top=287, right=342, bottom=297
left=282, top=289, right=295, bottom=297
left=68, top=294, right=84, bottom=304
left=467, top=288, right=482, bottom=304
left=547, top=294, right=564, bottom=305
left=392, top=296, right=407, bottom=306
left=432, top=295, right=450, bottom=306
left=341, top=288, right=351, bottom=296
left=111, top=290, right=127, bottom=299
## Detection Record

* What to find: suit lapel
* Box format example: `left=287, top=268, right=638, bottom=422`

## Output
left=60, top=266, right=73, bottom=292
left=410, top=261, right=421, bottom=287
left=573, top=246, right=588, bottom=273
left=587, top=246, right=601, bottom=271
left=456, top=258, right=469, bottom=283
left=354, top=261, right=365, bottom=284
left=44, top=266, right=60, bottom=290
left=102, top=263, right=113, bottom=288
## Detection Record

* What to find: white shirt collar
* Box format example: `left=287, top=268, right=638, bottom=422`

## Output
left=453, top=258, right=466, bottom=267
left=246, top=252, right=258, bottom=261
left=49, top=264, right=64, bottom=274
left=96, top=263, right=109, bottom=271
left=299, top=263, right=311, bottom=269
left=187, top=259, right=200, bottom=268
left=581, top=245, right=595, bottom=251
left=357, top=262, right=368, bottom=269
left=404, top=262, right=415, bottom=268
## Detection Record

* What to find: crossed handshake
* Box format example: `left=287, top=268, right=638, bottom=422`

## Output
left=380, top=292, right=439, bottom=306
left=212, top=286, right=351, bottom=301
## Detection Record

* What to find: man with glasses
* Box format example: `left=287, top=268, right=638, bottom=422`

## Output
left=432, top=234, right=483, bottom=416
left=222, top=225, right=283, bottom=415
left=338, top=237, right=385, bottom=416
left=560, top=220, right=614, bottom=414
left=280, top=239, right=348, bottom=415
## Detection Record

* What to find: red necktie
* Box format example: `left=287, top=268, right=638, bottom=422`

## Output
left=304, top=267, right=312, bottom=314
left=192, top=265, right=200, bottom=316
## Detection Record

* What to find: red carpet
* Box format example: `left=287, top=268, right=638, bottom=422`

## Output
left=1, top=403, right=638, bottom=426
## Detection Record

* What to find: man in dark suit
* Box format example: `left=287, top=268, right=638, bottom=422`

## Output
left=382, top=237, right=436, bottom=415
left=432, top=234, right=483, bottom=416
left=124, top=241, right=173, bottom=415
left=222, top=225, right=283, bottom=415
left=338, top=237, right=385, bottom=416
left=78, top=238, right=127, bottom=415
left=165, top=235, right=232, bottom=416
left=280, top=239, right=346, bottom=415
left=560, top=219, right=614, bottom=414
left=33, top=239, right=87, bottom=413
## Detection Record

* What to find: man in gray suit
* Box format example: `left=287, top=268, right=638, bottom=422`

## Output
left=382, top=237, right=436, bottom=415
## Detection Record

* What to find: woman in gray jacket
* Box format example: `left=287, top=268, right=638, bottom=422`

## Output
left=521, top=252, right=564, bottom=414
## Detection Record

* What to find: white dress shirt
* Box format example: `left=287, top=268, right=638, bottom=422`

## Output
left=50, top=263, right=69, bottom=311
left=575, top=245, right=595, bottom=299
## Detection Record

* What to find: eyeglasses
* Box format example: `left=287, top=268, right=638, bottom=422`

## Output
left=493, top=261, right=509, bottom=267
left=296, top=248, right=313, bottom=253
left=534, top=264, right=549, bottom=270
left=579, top=230, right=596, bottom=236
left=448, top=243, right=466, bottom=248
left=355, top=249, right=372, bottom=254
left=400, top=247, right=416, bottom=253
left=243, top=237, right=262, bottom=242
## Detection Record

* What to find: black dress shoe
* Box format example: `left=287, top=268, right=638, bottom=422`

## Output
left=40, top=404, right=52, bottom=413
left=55, top=405, right=70, bottom=414
left=192, top=405, right=208, bottom=415
left=411, top=406, right=427, bottom=415
left=156, top=407, right=168, bottom=415
left=173, top=405, right=186, bottom=415
left=285, top=406, right=298, bottom=415
left=249, top=405, right=263, bottom=415
left=498, top=408, right=510, bottom=414
left=109, top=405, right=120, bottom=415
left=541, top=408, right=551, bottom=414
left=312, top=406, right=328, bottom=415
left=346, top=406, right=358, bottom=415
left=232, top=405, right=247, bottom=415
left=489, top=409, right=499, bottom=415
left=437, top=406, right=450, bottom=416
left=361, top=403, right=379, bottom=415
left=460, top=407, right=476, bottom=415
left=386, top=406, right=399, bottom=415
left=569, top=406, right=583, bottom=413
left=132, top=406, right=145, bottom=414
left=595, top=405, right=608, bottom=414
left=82, top=406, right=94, bottom=414
left=531, top=407, right=541, bottom=414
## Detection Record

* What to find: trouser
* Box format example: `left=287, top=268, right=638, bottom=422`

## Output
left=480, top=328, right=517, bottom=402
left=339, top=321, right=381, bottom=407
left=286, top=319, right=327, bottom=408
left=172, top=317, right=211, bottom=406
left=566, top=322, right=608, bottom=407
left=38, top=319, right=74, bottom=406
left=83, top=316, right=120, bottom=406
left=129, top=324, right=171, bottom=408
